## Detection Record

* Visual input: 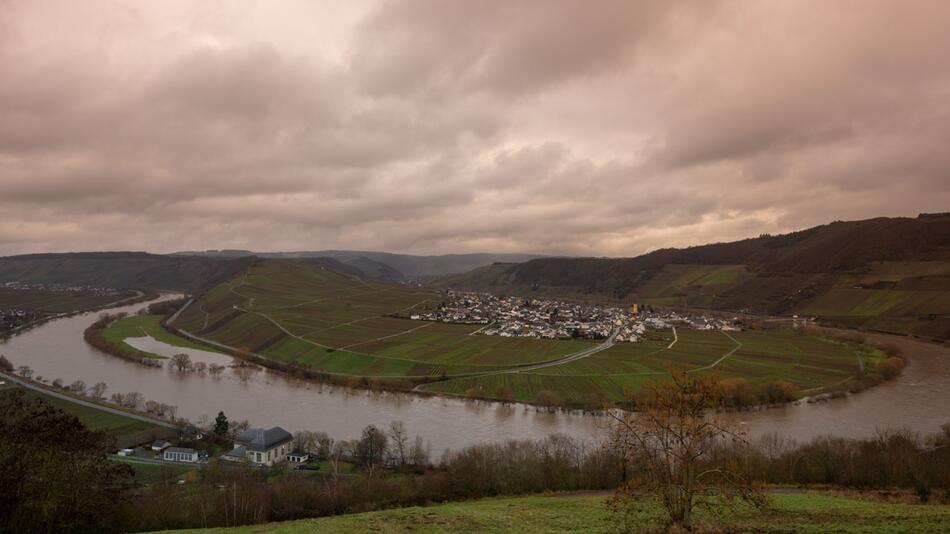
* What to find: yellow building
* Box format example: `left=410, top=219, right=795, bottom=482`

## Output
left=629, top=303, right=639, bottom=315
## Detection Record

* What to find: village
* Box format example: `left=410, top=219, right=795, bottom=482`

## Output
left=409, top=290, right=741, bottom=342
left=0, top=282, right=127, bottom=334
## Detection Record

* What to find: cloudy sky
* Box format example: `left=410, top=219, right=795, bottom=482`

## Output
left=1, top=0, right=949, bottom=257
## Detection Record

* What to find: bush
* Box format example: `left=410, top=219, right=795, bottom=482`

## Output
left=757, top=380, right=798, bottom=404
left=876, top=356, right=905, bottom=380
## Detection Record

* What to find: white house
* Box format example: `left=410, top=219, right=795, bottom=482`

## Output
left=164, top=447, right=199, bottom=463
left=226, top=426, right=294, bottom=466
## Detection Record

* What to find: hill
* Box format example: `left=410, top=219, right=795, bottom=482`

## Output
left=437, top=215, right=950, bottom=339
left=0, top=252, right=254, bottom=293
left=161, top=259, right=882, bottom=406
left=154, top=492, right=950, bottom=533
left=172, top=249, right=546, bottom=279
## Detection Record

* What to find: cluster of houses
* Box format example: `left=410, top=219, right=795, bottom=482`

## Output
left=120, top=426, right=309, bottom=468
left=0, top=282, right=125, bottom=334
left=409, top=291, right=741, bottom=343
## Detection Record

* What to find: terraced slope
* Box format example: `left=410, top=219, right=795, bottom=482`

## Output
left=170, top=260, right=591, bottom=378
left=167, top=260, right=885, bottom=406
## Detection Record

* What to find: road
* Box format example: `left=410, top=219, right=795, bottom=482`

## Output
left=0, top=371, right=176, bottom=428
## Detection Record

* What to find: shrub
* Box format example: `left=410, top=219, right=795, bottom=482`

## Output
left=876, top=356, right=905, bottom=380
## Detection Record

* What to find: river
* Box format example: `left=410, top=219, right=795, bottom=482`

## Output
left=2, top=295, right=949, bottom=455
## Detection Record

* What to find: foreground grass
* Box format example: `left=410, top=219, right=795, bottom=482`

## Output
left=155, top=492, right=950, bottom=533
left=19, top=387, right=158, bottom=438
left=103, top=314, right=225, bottom=358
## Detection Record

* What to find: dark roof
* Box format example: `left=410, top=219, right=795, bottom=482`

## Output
left=235, top=426, right=293, bottom=452
left=165, top=447, right=196, bottom=454
left=223, top=445, right=247, bottom=458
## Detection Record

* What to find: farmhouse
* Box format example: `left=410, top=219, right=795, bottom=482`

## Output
left=228, top=426, right=294, bottom=466
left=164, top=447, right=199, bottom=463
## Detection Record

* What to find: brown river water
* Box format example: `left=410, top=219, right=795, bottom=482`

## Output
left=2, top=295, right=949, bottom=455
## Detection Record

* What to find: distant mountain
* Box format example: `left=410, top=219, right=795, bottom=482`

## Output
left=171, top=249, right=546, bottom=279
left=0, top=252, right=253, bottom=293
left=437, top=215, right=950, bottom=340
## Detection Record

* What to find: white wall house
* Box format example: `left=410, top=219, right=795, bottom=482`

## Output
left=225, top=426, right=294, bottom=467
left=164, top=447, right=199, bottom=463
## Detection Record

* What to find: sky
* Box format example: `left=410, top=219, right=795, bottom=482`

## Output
left=1, top=0, right=949, bottom=257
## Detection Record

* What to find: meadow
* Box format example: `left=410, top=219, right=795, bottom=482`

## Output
left=161, top=260, right=887, bottom=405
left=13, top=386, right=160, bottom=439
left=155, top=492, right=950, bottom=533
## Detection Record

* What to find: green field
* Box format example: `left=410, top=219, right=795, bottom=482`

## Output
left=154, top=492, right=950, bottom=533
left=115, top=457, right=195, bottom=485
left=103, top=314, right=225, bottom=359
left=421, top=328, right=883, bottom=403
left=171, top=261, right=591, bottom=378
left=13, top=386, right=160, bottom=438
left=168, top=260, right=887, bottom=404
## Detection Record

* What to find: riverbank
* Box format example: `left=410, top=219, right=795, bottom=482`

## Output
left=0, top=371, right=176, bottom=447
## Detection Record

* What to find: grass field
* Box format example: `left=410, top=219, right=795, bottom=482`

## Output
left=103, top=314, right=225, bottom=359
left=167, top=260, right=887, bottom=404
left=114, top=457, right=195, bottom=485
left=171, top=261, right=591, bottom=378
left=12, top=386, right=160, bottom=438
left=420, top=328, right=883, bottom=403
left=154, top=492, right=950, bottom=533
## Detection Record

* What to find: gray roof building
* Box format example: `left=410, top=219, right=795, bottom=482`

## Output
left=235, top=426, right=293, bottom=452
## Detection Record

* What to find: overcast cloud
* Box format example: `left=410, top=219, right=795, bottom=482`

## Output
left=1, top=0, right=949, bottom=257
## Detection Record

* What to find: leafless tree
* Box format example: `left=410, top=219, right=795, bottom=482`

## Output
left=410, top=435, right=430, bottom=469
left=388, top=421, right=410, bottom=468
left=144, top=400, right=161, bottom=414
left=112, top=391, right=144, bottom=409
left=607, top=371, right=767, bottom=530
left=208, top=363, right=225, bottom=375
left=89, top=381, right=107, bottom=400
left=171, top=353, right=192, bottom=371
left=69, top=380, right=87, bottom=395
left=193, top=361, right=207, bottom=373
left=15, top=365, right=32, bottom=379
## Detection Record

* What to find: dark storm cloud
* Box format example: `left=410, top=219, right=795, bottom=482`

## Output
left=1, top=0, right=949, bottom=256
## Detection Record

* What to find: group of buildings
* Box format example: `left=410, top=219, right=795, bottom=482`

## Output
left=120, top=425, right=307, bottom=468
left=409, top=291, right=740, bottom=343
left=0, top=282, right=125, bottom=334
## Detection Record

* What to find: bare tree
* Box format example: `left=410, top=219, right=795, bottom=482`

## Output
left=410, top=435, right=430, bottom=470
left=51, top=378, right=64, bottom=388
left=69, top=380, right=87, bottom=395
left=15, top=365, right=33, bottom=379
left=113, top=391, right=145, bottom=409
left=607, top=371, right=767, bottom=530
left=388, top=421, right=410, bottom=469
left=193, top=361, right=207, bottom=373
left=208, top=363, right=225, bottom=375
left=144, top=400, right=161, bottom=414
left=170, top=353, right=192, bottom=371
left=89, top=381, right=107, bottom=400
